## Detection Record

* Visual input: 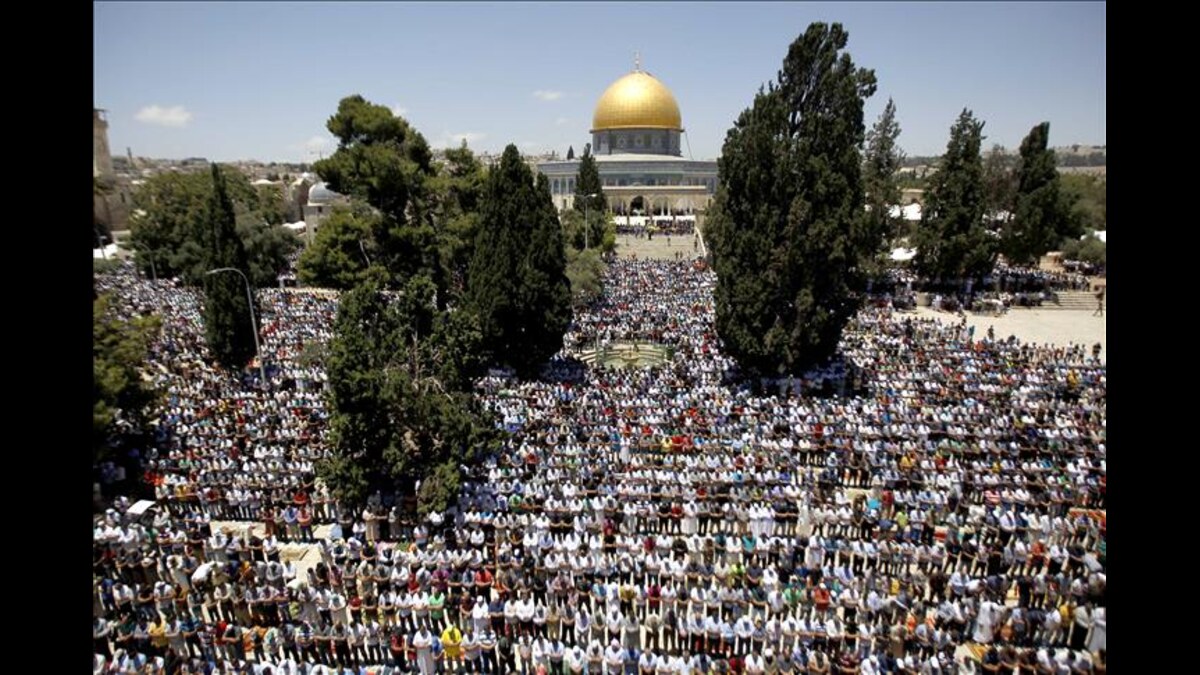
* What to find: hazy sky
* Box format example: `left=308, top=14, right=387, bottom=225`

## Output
left=94, top=2, right=1105, bottom=163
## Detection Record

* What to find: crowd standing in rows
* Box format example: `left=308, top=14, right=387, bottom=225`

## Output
left=94, top=256, right=1105, bottom=674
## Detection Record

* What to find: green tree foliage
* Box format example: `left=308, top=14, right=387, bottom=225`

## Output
left=202, top=164, right=260, bottom=371
left=128, top=166, right=297, bottom=285
left=572, top=148, right=608, bottom=250
left=565, top=247, right=605, bottom=306
left=864, top=98, right=904, bottom=242
left=560, top=210, right=616, bottom=254
left=241, top=219, right=302, bottom=287
left=319, top=278, right=495, bottom=513
left=313, top=95, right=442, bottom=293
left=1059, top=234, right=1106, bottom=267
left=297, top=204, right=391, bottom=289
left=1060, top=173, right=1106, bottom=232
left=1001, top=123, right=1082, bottom=265
left=93, top=258, right=121, bottom=275
left=467, top=145, right=572, bottom=376
left=913, top=109, right=996, bottom=280
left=981, top=145, right=1017, bottom=223
left=93, top=295, right=161, bottom=461
left=254, top=183, right=288, bottom=225
left=706, top=22, right=880, bottom=375
left=430, top=141, right=488, bottom=298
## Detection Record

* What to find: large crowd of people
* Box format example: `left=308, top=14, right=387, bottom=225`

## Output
left=93, top=257, right=1106, bottom=674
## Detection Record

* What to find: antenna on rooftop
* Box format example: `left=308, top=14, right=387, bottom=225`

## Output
left=634, top=51, right=641, bottom=72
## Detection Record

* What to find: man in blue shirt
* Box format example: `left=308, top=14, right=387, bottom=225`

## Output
left=282, top=505, right=299, bottom=543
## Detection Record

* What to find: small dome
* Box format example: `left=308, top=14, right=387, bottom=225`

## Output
left=307, top=182, right=341, bottom=204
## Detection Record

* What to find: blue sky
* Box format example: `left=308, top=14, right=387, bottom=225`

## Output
left=94, top=2, right=1105, bottom=163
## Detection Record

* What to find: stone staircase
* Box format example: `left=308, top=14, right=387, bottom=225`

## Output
left=1013, top=290, right=1098, bottom=311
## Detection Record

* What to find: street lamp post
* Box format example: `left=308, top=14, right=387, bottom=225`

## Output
left=205, top=267, right=267, bottom=388
left=583, top=192, right=600, bottom=250
left=94, top=229, right=110, bottom=260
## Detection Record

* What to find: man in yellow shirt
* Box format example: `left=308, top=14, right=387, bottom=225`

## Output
left=148, top=617, right=169, bottom=657
left=441, top=623, right=464, bottom=668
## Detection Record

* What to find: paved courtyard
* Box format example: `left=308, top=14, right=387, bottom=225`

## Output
left=615, top=231, right=706, bottom=261
left=617, top=228, right=1106, bottom=363
left=913, top=306, right=1107, bottom=363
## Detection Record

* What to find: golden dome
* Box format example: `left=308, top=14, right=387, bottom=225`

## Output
left=591, top=70, right=683, bottom=132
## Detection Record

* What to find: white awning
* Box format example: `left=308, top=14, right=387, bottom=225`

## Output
left=283, top=221, right=307, bottom=231
left=127, top=500, right=157, bottom=516
left=890, top=247, right=917, bottom=262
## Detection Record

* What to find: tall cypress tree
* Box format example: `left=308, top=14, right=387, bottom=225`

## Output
left=1001, top=122, right=1081, bottom=264
left=913, top=109, right=996, bottom=281
left=467, top=144, right=571, bottom=376
left=202, top=163, right=258, bottom=370
left=527, top=173, right=574, bottom=358
left=707, top=23, right=879, bottom=375
left=321, top=280, right=397, bottom=505
left=573, top=147, right=606, bottom=249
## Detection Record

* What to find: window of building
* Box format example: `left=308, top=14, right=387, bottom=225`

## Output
left=617, top=136, right=626, bottom=149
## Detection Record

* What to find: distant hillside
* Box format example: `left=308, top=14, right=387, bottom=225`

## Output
left=1053, top=145, right=1106, bottom=167
left=901, top=145, right=1104, bottom=169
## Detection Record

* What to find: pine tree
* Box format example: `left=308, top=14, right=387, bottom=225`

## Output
left=321, top=280, right=397, bottom=505
left=467, top=145, right=572, bottom=376
left=864, top=98, right=904, bottom=242
left=432, top=141, right=487, bottom=299
left=313, top=95, right=442, bottom=294
left=202, top=163, right=259, bottom=371
left=1001, top=122, right=1082, bottom=264
left=913, top=110, right=996, bottom=281
left=320, top=277, right=495, bottom=512
left=982, top=144, right=1017, bottom=225
left=707, top=23, right=879, bottom=375
left=94, top=295, right=161, bottom=462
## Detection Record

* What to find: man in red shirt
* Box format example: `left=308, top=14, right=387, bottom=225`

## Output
left=475, top=567, right=494, bottom=591
left=813, top=584, right=832, bottom=617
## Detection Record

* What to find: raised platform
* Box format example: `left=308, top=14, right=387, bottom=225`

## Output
left=577, top=341, right=672, bottom=369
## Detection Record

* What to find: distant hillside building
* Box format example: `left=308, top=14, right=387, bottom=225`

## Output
left=303, top=182, right=348, bottom=234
